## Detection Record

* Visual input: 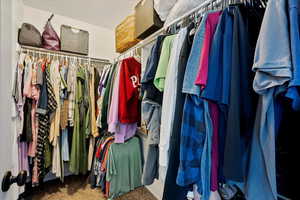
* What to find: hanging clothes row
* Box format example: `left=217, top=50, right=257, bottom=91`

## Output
left=91, top=133, right=143, bottom=199
left=90, top=53, right=144, bottom=199
left=12, top=50, right=110, bottom=186
left=247, top=0, right=298, bottom=200
left=137, top=1, right=282, bottom=200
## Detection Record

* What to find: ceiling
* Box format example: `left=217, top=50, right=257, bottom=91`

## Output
left=23, top=0, right=140, bottom=30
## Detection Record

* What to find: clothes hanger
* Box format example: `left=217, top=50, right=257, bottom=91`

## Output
left=258, top=0, right=267, bottom=8
left=221, top=0, right=226, bottom=10
left=63, top=55, right=67, bottom=66
left=38, top=51, right=41, bottom=60
left=46, top=52, right=50, bottom=63
left=25, top=49, right=29, bottom=57
left=88, top=58, right=91, bottom=70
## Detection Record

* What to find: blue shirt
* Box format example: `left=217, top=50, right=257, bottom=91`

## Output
left=177, top=95, right=206, bottom=190
left=286, top=0, right=300, bottom=110
left=247, top=0, right=292, bottom=199
left=182, top=14, right=208, bottom=95
left=201, top=8, right=233, bottom=184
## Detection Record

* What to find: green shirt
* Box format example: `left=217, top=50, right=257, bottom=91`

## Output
left=107, top=137, right=142, bottom=199
left=153, top=35, right=176, bottom=92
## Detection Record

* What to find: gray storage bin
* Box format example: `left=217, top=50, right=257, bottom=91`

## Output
left=60, top=25, right=89, bottom=55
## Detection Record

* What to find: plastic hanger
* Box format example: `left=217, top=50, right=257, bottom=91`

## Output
left=47, top=52, right=50, bottom=63
left=88, top=58, right=91, bottom=70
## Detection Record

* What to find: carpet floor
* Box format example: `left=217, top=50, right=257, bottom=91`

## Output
left=27, top=175, right=157, bottom=200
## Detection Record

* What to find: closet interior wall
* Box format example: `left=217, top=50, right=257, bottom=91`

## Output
left=22, top=5, right=118, bottom=60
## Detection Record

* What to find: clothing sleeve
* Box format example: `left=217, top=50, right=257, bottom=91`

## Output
left=106, top=146, right=117, bottom=182
left=67, top=67, right=73, bottom=93
left=246, top=1, right=292, bottom=200
left=195, top=19, right=212, bottom=88
left=182, top=15, right=207, bottom=95
left=252, top=0, right=292, bottom=94
left=36, top=63, right=44, bottom=86
left=23, top=60, right=33, bottom=98
left=154, top=37, right=171, bottom=92
left=12, top=66, right=18, bottom=103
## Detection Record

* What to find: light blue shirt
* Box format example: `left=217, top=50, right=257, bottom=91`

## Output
left=247, top=0, right=292, bottom=200
left=286, top=0, right=300, bottom=110
left=182, top=13, right=208, bottom=95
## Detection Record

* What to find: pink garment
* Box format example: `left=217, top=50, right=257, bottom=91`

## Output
left=18, top=140, right=29, bottom=172
left=31, top=86, right=40, bottom=101
left=114, top=123, right=137, bottom=143
left=28, top=82, right=40, bottom=157
left=108, top=62, right=121, bottom=133
left=28, top=102, right=36, bottom=157
left=32, top=159, right=38, bottom=184
left=28, top=100, right=38, bottom=157
left=193, top=184, right=201, bottom=200
left=209, top=102, right=219, bottom=191
left=28, top=69, right=40, bottom=184
left=195, top=11, right=222, bottom=89
left=108, top=61, right=137, bottom=143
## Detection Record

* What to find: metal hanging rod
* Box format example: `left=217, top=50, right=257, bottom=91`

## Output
left=19, top=45, right=111, bottom=64
left=116, top=0, right=222, bottom=61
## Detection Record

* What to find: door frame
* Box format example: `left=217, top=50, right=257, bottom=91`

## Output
left=0, top=0, right=23, bottom=199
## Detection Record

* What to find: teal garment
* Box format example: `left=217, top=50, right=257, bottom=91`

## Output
left=107, top=137, right=142, bottom=199
left=70, top=66, right=88, bottom=175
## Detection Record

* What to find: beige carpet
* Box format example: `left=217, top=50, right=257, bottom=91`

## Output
left=30, top=176, right=157, bottom=200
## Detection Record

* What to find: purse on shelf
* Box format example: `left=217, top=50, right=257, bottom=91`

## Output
left=18, top=23, right=42, bottom=47
left=42, top=14, right=60, bottom=51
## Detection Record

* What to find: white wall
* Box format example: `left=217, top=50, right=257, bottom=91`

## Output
left=22, top=5, right=117, bottom=60
left=0, top=0, right=24, bottom=199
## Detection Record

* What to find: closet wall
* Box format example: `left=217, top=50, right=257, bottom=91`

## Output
left=22, top=5, right=118, bottom=60
left=0, top=0, right=24, bottom=199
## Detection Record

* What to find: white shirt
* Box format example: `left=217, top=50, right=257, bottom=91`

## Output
left=159, top=28, right=188, bottom=175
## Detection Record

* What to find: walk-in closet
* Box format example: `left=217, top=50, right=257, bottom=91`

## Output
left=0, top=0, right=296, bottom=200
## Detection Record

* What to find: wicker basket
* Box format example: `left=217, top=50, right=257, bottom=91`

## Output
left=115, top=15, right=140, bottom=53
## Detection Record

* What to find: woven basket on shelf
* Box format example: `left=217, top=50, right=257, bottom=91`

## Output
left=115, top=15, right=140, bottom=53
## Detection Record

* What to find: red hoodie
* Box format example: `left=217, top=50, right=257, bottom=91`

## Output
left=118, top=57, right=141, bottom=123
